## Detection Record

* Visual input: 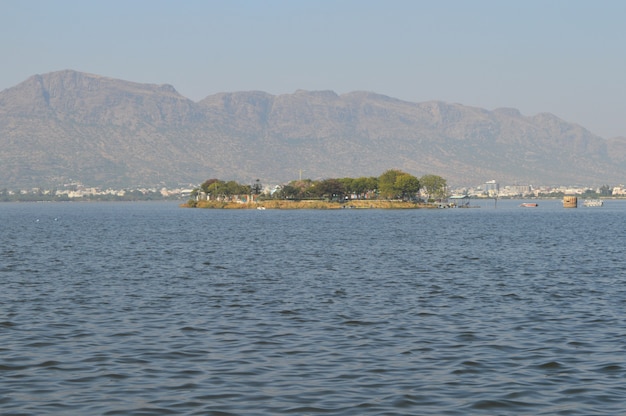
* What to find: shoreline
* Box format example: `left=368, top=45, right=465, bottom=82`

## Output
left=182, top=199, right=438, bottom=209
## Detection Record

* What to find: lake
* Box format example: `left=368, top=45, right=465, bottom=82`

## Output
left=1, top=200, right=625, bottom=415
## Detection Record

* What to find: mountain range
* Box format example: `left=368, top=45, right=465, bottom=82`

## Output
left=1, top=69, right=625, bottom=189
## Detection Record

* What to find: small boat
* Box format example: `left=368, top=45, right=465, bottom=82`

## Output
left=583, top=199, right=603, bottom=207
left=520, top=202, right=538, bottom=207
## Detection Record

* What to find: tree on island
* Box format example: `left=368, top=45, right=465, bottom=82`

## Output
left=378, top=169, right=421, bottom=200
left=313, top=178, right=346, bottom=201
left=396, top=174, right=421, bottom=201
left=339, top=176, right=379, bottom=200
left=252, top=179, right=262, bottom=195
left=419, top=174, right=447, bottom=201
left=198, top=178, right=251, bottom=201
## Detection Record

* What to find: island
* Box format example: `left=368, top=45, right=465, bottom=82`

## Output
left=182, top=170, right=449, bottom=209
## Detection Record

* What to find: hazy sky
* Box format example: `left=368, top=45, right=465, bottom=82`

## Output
left=2, top=0, right=625, bottom=138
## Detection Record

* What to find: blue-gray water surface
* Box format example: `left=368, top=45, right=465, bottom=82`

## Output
left=1, top=200, right=625, bottom=415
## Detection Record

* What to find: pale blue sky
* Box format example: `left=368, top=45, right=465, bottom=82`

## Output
left=2, top=0, right=625, bottom=138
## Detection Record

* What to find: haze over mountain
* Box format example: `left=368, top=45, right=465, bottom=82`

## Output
left=1, top=70, right=624, bottom=189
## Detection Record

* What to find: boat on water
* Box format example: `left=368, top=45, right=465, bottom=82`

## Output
left=520, top=202, right=538, bottom=207
left=583, top=199, right=603, bottom=207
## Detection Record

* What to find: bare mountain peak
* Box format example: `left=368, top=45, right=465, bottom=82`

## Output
left=341, top=91, right=407, bottom=105
left=0, top=73, right=52, bottom=113
left=293, top=89, right=339, bottom=99
left=531, top=112, right=562, bottom=122
left=493, top=107, right=523, bottom=118
left=199, top=91, right=276, bottom=126
left=200, top=90, right=274, bottom=106
left=30, top=69, right=186, bottom=101
left=1, top=70, right=198, bottom=129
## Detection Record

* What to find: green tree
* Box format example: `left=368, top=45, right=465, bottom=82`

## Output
left=338, top=177, right=355, bottom=198
left=315, top=178, right=346, bottom=200
left=252, top=179, right=262, bottom=195
left=395, top=174, right=421, bottom=200
left=420, top=174, right=447, bottom=201
left=378, top=169, right=405, bottom=199
left=277, top=184, right=300, bottom=199
left=224, top=180, right=249, bottom=197
left=205, top=180, right=224, bottom=199
left=349, top=176, right=378, bottom=199
left=364, top=177, right=379, bottom=198
left=350, top=177, right=367, bottom=199
left=200, top=179, right=219, bottom=193
left=200, top=179, right=221, bottom=200
left=292, top=179, right=315, bottom=199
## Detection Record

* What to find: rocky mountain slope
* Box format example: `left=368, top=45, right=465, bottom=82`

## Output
left=1, top=70, right=624, bottom=189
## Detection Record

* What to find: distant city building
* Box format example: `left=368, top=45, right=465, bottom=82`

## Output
left=506, top=185, right=532, bottom=196
left=612, top=185, right=626, bottom=196
left=484, top=180, right=499, bottom=196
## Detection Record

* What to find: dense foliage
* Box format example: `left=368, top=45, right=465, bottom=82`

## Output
left=197, top=179, right=252, bottom=199
left=191, top=171, right=448, bottom=202
left=420, top=174, right=449, bottom=201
